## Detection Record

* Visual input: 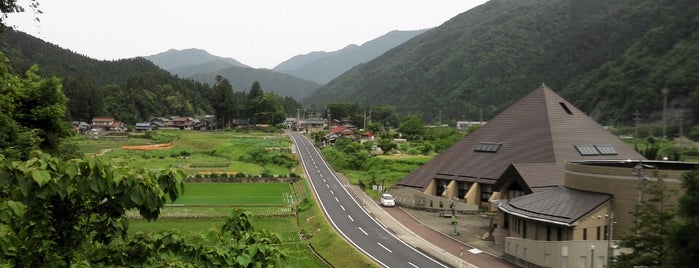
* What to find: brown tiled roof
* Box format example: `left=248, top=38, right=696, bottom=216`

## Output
left=396, top=84, right=646, bottom=190
left=498, top=186, right=612, bottom=226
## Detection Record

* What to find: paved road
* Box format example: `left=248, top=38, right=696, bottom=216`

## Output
left=289, top=131, right=449, bottom=268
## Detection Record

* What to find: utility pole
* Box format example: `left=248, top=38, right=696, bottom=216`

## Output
left=633, top=110, right=641, bottom=144
left=662, top=87, right=670, bottom=138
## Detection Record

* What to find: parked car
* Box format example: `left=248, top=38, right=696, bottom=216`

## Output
left=380, top=193, right=395, bottom=207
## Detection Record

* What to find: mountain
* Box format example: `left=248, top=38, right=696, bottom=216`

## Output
left=189, top=66, right=321, bottom=99
left=0, top=30, right=213, bottom=123
left=274, top=29, right=428, bottom=84
left=145, top=49, right=320, bottom=99
left=303, top=0, right=699, bottom=126
left=144, top=48, right=249, bottom=71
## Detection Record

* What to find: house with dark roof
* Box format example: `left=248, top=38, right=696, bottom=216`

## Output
left=392, top=85, right=645, bottom=211
left=497, top=160, right=692, bottom=268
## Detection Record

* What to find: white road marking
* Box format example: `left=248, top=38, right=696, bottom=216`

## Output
left=348, top=215, right=354, bottom=222
left=377, top=242, right=392, bottom=253
left=335, top=197, right=339, bottom=202
left=408, top=262, right=419, bottom=268
left=340, top=205, right=346, bottom=211
left=358, top=227, right=368, bottom=236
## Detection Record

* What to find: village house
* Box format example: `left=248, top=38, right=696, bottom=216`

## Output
left=90, top=117, right=125, bottom=132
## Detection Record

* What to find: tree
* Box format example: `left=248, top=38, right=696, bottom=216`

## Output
left=0, top=54, right=73, bottom=160
left=666, top=169, right=699, bottom=266
left=0, top=153, right=285, bottom=267
left=398, top=114, right=426, bottom=140
left=610, top=176, right=676, bottom=267
left=0, top=0, right=40, bottom=31
left=211, top=76, right=236, bottom=129
left=0, top=152, right=185, bottom=266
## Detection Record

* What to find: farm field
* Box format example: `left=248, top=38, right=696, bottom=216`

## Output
left=74, top=130, right=374, bottom=267
left=73, top=130, right=296, bottom=177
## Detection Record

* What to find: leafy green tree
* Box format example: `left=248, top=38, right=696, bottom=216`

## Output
left=0, top=153, right=285, bottom=267
left=666, top=169, right=699, bottom=266
left=398, top=114, right=426, bottom=140
left=377, top=138, right=397, bottom=155
left=0, top=54, right=73, bottom=160
left=610, top=177, right=676, bottom=268
left=0, top=152, right=185, bottom=266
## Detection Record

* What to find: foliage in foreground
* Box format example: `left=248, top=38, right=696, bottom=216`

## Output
left=0, top=152, right=285, bottom=267
left=610, top=169, right=699, bottom=267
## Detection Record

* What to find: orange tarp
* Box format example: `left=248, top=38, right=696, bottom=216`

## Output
left=120, top=142, right=173, bottom=150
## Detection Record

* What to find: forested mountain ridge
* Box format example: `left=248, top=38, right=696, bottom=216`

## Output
left=303, top=0, right=699, bottom=126
left=145, top=48, right=320, bottom=99
left=0, top=30, right=213, bottom=123
left=273, top=29, right=428, bottom=84
left=189, top=65, right=321, bottom=100
left=144, top=48, right=249, bottom=71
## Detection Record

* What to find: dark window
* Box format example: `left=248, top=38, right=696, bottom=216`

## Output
left=475, top=142, right=501, bottom=153
left=597, top=226, right=601, bottom=240
left=557, top=227, right=563, bottom=241
left=604, top=225, right=609, bottom=240
left=458, top=182, right=470, bottom=199
left=583, top=228, right=587, bottom=240
left=546, top=226, right=551, bottom=241
left=436, top=179, right=449, bottom=196
left=523, top=222, right=527, bottom=238
left=559, top=102, right=573, bottom=115
left=481, top=184, right=493, bottom=202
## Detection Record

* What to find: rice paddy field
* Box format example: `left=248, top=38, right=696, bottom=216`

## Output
left=72, top=131, right=329, bottom=267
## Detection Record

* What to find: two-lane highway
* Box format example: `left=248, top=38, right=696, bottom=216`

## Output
left=289, top=131, right=448, bottom=268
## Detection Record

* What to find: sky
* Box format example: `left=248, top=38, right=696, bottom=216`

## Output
left=6, top=0, right=488, bottom=69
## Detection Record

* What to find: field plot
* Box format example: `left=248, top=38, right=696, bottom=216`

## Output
left=175, top=182, right=294, bottom=205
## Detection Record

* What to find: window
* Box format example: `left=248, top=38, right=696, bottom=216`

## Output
left=583, top=228, right=587, bottom=240
left=604, top=225, right=609, bottom=240
left=559, top=102, right=573, bottom=115
left=575, top=145, right=599, bottom=156
left=557, top=227, right=563, bottom=241
left=458, top=182, right=470, bottom=198
left=547, top=226, right=551, bottom=241
left=597, top=226, right=601, bottom=240
left=475, top=142, right=501, bottom=153
left=523, top=222, right=528, bottom=238
left=574, top=144, right=619, bottom=156
left=595, top=144, right=618, bottom=155
left=481, top=184, right=493, bottom=202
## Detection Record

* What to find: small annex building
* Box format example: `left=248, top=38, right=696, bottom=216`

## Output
left=391, top=84, right=646, bottom=211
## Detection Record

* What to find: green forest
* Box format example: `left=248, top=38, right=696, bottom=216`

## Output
left=0, top=30, right=301, bottom=126
left=304, top=0, right=699, bottom=129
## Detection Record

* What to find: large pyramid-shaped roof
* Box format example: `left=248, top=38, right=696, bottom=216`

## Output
left=396, top=85, right=646, bottom=190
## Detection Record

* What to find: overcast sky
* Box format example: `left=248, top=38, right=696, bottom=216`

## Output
left=6, top=0, right=488, bottom=69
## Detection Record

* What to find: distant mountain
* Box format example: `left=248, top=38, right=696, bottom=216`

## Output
left=274, top=29, right=428, bottom=84
left=145, top=48, right=320, bottom=99
left=144, top=48, right=249, bottom=71
left=0, top=30, right=213, bottom=123
left=189, top=66, right=321, bottom=99
left=303, top=0, right=699, bottom=126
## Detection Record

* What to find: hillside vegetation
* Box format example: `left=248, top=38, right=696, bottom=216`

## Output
left=303, top=0, right=699, bottom=127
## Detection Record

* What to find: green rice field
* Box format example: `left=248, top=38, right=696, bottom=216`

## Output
left=175, top=182, right=295, bottom=205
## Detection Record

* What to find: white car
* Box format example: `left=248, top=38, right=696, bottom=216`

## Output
left=380, top=193, right=395, bottom=207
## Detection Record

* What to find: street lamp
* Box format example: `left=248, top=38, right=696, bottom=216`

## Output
left=591, top=245, right=595, bottom=268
